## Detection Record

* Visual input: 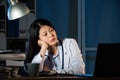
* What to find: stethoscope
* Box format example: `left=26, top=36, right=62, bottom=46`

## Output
left=60, top=39, right=64, bottom=69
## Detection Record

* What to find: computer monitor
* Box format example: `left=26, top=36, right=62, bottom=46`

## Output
left=94, top=43, right=120, bottom=77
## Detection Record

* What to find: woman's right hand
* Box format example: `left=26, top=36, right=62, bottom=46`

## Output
left=38, top=40, right=48, bottom=58
left=38, top=40, right=48, bottom=49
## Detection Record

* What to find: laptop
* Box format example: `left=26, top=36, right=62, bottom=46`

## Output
left=94, top=43, right=120, bottom=77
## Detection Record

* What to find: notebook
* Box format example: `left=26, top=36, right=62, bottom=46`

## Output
left=94, top=43, right=120, bottom=77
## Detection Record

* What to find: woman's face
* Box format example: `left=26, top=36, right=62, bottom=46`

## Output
left=39, top=25, right=58, bottom=46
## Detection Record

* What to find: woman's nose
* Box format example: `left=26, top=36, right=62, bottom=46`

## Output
left=48, top=32, right=52, bottom=37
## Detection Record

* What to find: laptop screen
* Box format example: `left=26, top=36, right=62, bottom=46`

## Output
left=94, top=43, right=120, bottom=77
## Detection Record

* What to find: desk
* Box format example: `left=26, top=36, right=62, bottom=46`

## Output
left=1, top=77, right=120, bottom=80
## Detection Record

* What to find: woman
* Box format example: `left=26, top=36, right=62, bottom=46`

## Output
left=26, top=18, right=85, bottom=74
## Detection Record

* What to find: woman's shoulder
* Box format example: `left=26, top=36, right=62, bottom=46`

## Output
left=63, top=38, right=76, bottom=42
left=60, top=38, right=78, bottom=50
left=60, top=38, right=77, bottom=44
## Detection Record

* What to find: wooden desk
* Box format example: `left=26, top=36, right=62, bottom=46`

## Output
left=1, top=77, right=120, bottom=80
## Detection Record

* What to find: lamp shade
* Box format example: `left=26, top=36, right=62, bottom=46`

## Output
left=7, top=0, right=30, bottom=20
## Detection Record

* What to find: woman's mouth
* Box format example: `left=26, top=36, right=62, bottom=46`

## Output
left=50, top=38, right=55, bottom=42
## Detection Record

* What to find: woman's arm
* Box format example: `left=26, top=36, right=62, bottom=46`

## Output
left=31, top=40, right=48, bottom=71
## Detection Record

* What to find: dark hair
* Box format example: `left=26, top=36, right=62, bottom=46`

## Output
left=26, top=19, right=55, bottom=63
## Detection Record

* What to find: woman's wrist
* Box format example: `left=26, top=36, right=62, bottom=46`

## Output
left=39, top=45, right=48, bottom=58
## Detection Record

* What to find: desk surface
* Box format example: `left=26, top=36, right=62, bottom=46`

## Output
left=1, top=77, right=120, bottom=80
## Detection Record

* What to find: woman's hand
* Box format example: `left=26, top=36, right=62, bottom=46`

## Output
left=38, top=40, right=48, bottom=49
left=38, top=40, right=48, bottom=58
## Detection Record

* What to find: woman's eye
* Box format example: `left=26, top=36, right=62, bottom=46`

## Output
left=43, top=33, right=47, bottom=36
left=50, top=29, right=53, bottom=32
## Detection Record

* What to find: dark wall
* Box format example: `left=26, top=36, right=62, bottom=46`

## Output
left=36, top=0, right=69, bottom=39
left=85, top=0, right=120, bottom=47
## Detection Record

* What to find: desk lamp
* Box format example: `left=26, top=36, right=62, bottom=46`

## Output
left=7, top=0, right=30, bottom=20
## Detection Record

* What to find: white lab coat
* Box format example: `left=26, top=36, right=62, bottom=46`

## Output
left=32, top=38, right=85, bottom=74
